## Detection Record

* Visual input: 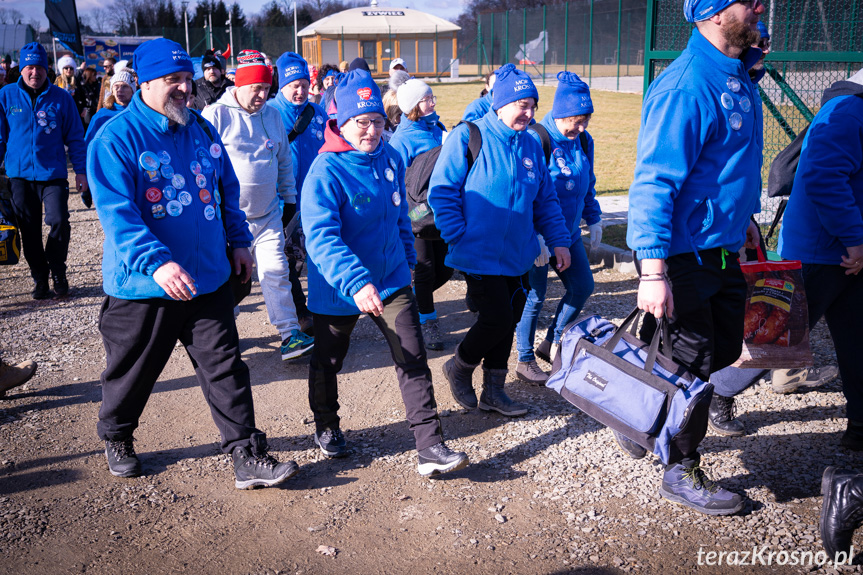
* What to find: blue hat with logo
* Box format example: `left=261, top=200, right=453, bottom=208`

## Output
left=757, top=21, right=770, bottom=40
left=133, top=38, right=194, bottom=84
left=683, top=0, right=740, bottom=22
left=492, top=63, right=539, bottom=111
left=277, top=52, right=310, bottom=85
left=552, top=71, right=593, bottom=118
left=19, top=42, right=48, bottom=70
left=335, top=69, right=384, bottom=127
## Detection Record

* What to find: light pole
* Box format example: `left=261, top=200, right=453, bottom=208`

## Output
left=181, top=1, right=190, bottom=54
left=291, top=1, right=298, bottom=53
left=226, top=14, right=234, bottom=67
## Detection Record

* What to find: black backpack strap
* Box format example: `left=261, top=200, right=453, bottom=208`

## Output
left=528, top=123, right=552, bottom=165
left=464, top=121, right=482, bottom=172
left=579, top=131, right=591, bottom=166
left=288, top=103, right=316, bottom=143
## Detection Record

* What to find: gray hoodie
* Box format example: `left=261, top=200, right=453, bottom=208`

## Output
left=202, top=87, right=296, bottom=220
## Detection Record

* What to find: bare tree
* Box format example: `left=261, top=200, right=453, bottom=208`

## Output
left=0, top=8, right=25, bottom=25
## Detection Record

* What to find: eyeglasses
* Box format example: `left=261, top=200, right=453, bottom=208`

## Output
left=420, top=95, right=437, bottom=105
left=352, top=117, right=386, bottom=130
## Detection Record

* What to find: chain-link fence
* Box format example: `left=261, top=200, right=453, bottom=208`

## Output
left=645, top=0, right=863, bottom=248
left=457, top=0, right=646, bottom=88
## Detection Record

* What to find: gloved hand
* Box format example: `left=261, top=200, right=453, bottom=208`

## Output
left=535, top=234, right=550, bottom=267
left=589, top=222, right=603, bottom=250
left=81, top=190, right=92, bottom=209
left=282, top=202, right=297, bottom=229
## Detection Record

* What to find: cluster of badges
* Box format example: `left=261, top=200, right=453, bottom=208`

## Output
left=35, top=110, right=58, bottom=135
left=387, top=157, right=400, bottom=206
left=721, top=76, right=752, bottom=132
left=315, top=115, right=324, bottom=140
left=522, top=157, right=536, bottom=181
left=140, top=143, right=223, bottom=221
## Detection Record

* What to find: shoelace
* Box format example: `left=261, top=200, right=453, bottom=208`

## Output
left=718, top=397, right=737, bottom=421
left=111, top=439, right=135, bottom=459
left=247, top=452, right=278, bottom=470
left=682, top=464, right=719, bottom=494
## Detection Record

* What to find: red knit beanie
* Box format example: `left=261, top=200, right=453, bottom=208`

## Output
left=235, top=50, right=272, bottom=87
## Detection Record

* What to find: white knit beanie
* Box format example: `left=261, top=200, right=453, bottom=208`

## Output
left=57, top=55, right=76, bottom=72
left=115, top=59, right=130, bottom=73
left=111, top=69, right=137, bottom=91
left=388, top=69, right=410, bottom=93
left=397, top=78, right=432, bottom=115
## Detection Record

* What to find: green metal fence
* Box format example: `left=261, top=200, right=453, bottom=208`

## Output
left=458, top=0, right=647, bottom=87
left=644, top=0, right=863, bottom=247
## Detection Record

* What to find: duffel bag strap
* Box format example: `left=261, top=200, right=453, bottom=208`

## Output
left=604, top=306, right=675, bottom=374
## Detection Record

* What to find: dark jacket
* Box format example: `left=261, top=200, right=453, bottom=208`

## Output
left=194, top=76, right=234, bottom=110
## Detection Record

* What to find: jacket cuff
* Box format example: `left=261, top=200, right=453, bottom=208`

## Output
left=144, top=255, right=171, bottom=277
left=635, top=247, right=669, bottom=261
left=584, top=215, right=601, bottom=227
left=347, top=278, right=371, bottom=298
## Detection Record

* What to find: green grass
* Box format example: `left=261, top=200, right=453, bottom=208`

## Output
left=430, top=82, right=642, bottom=196
left=599, top=224, right=629, bottom=250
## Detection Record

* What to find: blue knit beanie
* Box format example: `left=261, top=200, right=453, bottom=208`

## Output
left=19, top=42, right=47, bottom=70
left=492, top=63, right=539, bottom=111
left=684, top=0, right=740, bottom=22
left=335, top=69, right=384, bottom=127
left=552, top=72, right=593, bottom=118
left=757, top=21, right=770, bottom=40
left=277, top=52, right=310, bottom=85
left=133, top=38, right=194, bottom=84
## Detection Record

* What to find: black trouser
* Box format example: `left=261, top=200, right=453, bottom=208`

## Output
left=10, top=178, right=70, bottom=282
left=413, top=238, right=453, bottom=315
left=308, top=287, right=443, bottom=451
left=97, top=282, right=261, bottom=454
left=803, top=264, right=863, bottom=421
left=459, top=273, right=529, bottom=370
left=640, top=249, right=747, bottom=468
left=287, top=226, right=309, bottom=318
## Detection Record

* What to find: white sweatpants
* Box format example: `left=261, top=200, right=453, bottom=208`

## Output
left=247, top=209, right=299, bottom=340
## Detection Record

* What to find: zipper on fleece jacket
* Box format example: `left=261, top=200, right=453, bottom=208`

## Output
left=173, top=130, right=201, bottom=282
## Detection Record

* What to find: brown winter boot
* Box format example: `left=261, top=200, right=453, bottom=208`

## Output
left=0, top=359, right=37, bottom=398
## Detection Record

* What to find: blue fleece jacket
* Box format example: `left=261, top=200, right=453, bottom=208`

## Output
left=267, top=94, right=326, bottom=200
left=85, top=104, right=126, bottom=148
left=529, top=113, right=601, bottom=242
left=779, top=92, right=863, bottom=264
left=0, top=78, right=86, bottom=180
left=627, top=29, right=763, bottom=261
left=388, top=113, right=444, bottom=168
left=462, top=92, right=493, bottom=123
left=301, top=119, right=415, bottom=316
left=88, top=91, right=252, bottom=300
left=428, top=111, right=569, bottom=277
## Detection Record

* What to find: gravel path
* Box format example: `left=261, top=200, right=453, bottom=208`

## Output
left=0, top=188, right=860, bottom=574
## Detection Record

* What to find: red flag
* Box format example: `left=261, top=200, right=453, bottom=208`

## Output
left=223, top=44, right=231, bottom=59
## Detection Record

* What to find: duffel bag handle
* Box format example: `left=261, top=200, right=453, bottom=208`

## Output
left=603, top=307, right=673, bottom=374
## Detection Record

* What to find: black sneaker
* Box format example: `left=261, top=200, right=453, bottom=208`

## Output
left=315, top=428, right=348, bottom=458
left=417, top=442, right=469, bottom=477
left=32, top=280, right=52, bottom=300
left=612, top=429, right=647, bottom=459
left=105, top=438, right=142, bottom=478
left=232, top=444, right=299, bottom=489
left=52, top=275, right=69, bottom=297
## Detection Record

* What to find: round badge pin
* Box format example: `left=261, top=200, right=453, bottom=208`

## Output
left=552, top=148, right=563, bottom=158
left=151, top=204, right=166, bottom=219
left=556, top=158, right=567, bottom=169
left=203, top=205, right=216, bottom=221
left=729, top=112, right=743, bottom=131
left=199, top=189, right=211, bottom=203
left=139, top=151, right=160, bottom=172
left=38, top=119, right=47, bottom=127
left=145, top=188, right=162, bottom=203
left=527, top=170, right=536, bottom=180
left=391, top=191, right=401, bottom=206
left=201, top=158, right=214, bottom=174
left=316, top=131, right=323, bottom=140
left=162, top=185, right=177, bottom=200
left=166, top=200, right=183, bottom=217
left=178, top=191, right=193, bottom=206
left=721, top=92, right=734, bottom=110
left=195, top=174, right=207, bottom=188
left=389, top=158, right=397, bottom=170
left=316, top=116, right=323, bottom=124
left=44, top=128, right=52, bottom=135
left=172, top=174, right=185, bottom=189
left=385, top=168, right=395, bottom=182
left=196, top=147, right=208, bottom=160
left=37, top=110, right=46, bottom=119
left=565, top=180, right=576, bottom=191
left=146, top=170, right=160, bottom=183
left=561, top=166, right=572, bottom=176
left=522, top=157, right=534, bottom=170
left=214, top=189, right=221, bottom=204
left=49, top=121, right=57, bottom=130
left=726, top=77, right=741, bottom=93
left=740, top=96, right=752, bottom=113
left=265, top=139, right=274, bottom=150
left=209, top=143, right=222, bottom=158
left=160, top=164, right=175, bottom=179
left=190, top=161, right=202, bottom=175
left=158, top=151, right=171, bottom=165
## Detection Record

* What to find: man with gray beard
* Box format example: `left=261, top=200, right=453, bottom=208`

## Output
left=87, top=39, right=299, bottom=489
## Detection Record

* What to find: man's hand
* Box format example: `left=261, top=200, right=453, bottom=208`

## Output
left=637, top=258, right=673, bottom=318
left=745, top=220, right=761, bottom=250
left=153, top=261, right=197, bottom=301
left=553, top=246, right=571, bottom=271
left=75, top=174, right=89, bottom=195
left=231, top=248, right=254, bottom=283
left=841, top=244, right=863, bottom=276
left=353, top=283, right=384, bottom=317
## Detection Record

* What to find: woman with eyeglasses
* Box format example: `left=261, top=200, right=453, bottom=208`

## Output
left=301, top=70, right=469, bottom=477
left=429, top=63, right=571, bottom=417
left=389, top=79, right=451, bottom=351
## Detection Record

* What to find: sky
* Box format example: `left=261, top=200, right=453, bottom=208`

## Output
left=5, top=0, right=466, bottom=31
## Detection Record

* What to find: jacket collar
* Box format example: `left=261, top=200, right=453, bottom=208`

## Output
left=540, top=113, right=572, bottom=145
left=687, top=28, right=748, bottom=76
left=274, top=91, right=308, bottom=116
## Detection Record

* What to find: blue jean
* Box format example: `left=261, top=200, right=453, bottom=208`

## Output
left=515, top=240, right=594, bottom=362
